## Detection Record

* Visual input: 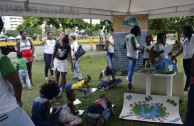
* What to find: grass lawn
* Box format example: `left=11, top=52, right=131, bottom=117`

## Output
left=20, top=54, right=187, bottom=126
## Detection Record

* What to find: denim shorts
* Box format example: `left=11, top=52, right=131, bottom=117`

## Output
left=0, top=107, right=34, bottom=126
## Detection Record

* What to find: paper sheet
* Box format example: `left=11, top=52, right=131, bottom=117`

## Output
left=161, top=45, right=172, bottom=56
left=50, top=108, right=53, bottom=113
left=90, top=88, right=98, bottom=92
left=78, top=110, right=85, bottom=115
left=74, top=99, right=81, bottom=105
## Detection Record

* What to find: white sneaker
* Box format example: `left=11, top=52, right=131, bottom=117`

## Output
left=45, top=77, right=48, bottom=81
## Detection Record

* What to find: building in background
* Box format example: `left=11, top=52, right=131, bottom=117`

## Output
left=2, top=16, right=23, bottom=30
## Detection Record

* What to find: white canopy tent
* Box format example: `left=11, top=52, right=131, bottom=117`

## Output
left=0, top=0, right=194, bottom=19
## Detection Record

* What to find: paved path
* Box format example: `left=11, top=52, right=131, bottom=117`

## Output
left=9, top=43, right=106, bottom=62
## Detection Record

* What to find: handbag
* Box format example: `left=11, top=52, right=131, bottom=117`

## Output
left=104, top=43, right=108, bottom=51
left=75, top=45, right=86, bottom=59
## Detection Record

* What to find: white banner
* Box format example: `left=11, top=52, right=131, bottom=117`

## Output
left=119, top=93, right=183, bottom=124
left=0, top=1, right=112, bottom=20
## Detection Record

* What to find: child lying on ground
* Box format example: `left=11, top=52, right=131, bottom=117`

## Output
left=59, top=90, right=82, bottom=126
left=64, top=75, right=91, bottom=90
left=31, top=80, right=61, bottom=126
left=86, top=94, right=115, bottom=126
left=99, top=66, right=122, bottom=90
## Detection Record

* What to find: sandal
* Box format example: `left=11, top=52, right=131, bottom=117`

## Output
left=128, top=85, right=134, bottom=92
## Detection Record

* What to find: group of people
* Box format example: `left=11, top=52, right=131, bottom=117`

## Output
left=104, top=24, right=194, bottom=125
left=0, top=16, right=120, bottom=126
left=1, top=14, right=194, bottom=126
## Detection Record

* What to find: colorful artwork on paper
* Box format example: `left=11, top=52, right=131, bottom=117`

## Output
left=119, top=93, right=182, bottom=124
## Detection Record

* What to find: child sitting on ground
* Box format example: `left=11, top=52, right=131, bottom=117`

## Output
left=86, top=94, right=115, bottom=126
left=99, top=66, right=122, bottom=90
left=31, top=80, right=61, bottom=126
left=64, top=75, right=91, bottom=90
left=59, top=90, right=82, bottom=126
left=16, top=51, right=32, bottom=89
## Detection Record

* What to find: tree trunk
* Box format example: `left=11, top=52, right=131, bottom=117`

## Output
left=60, top=21, right=65, bottom=33
left=177, top=26, right=182, bottom=48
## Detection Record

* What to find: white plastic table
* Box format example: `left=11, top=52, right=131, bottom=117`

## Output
left=145, top=73, right=176, bottom=96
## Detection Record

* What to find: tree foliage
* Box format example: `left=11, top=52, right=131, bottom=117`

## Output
left=149, top=16, right=194, bottom=35
left=21, top=17, right=89, bottom=32
left=5, top=30, right=17, bottom=37
left=16, top=24, right=42, bottom=38
left=149, top=16, right=194, bottom=46
left=93, top=20, right=113, bottom=33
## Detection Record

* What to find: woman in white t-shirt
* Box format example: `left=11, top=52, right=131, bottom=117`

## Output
left=172, top=25, right=194, bottom=92
left=105, top=28, right=114, bottom=71
left=69, top=33, right=83, bottom=80
left=42, top=32, right=56, bottom=80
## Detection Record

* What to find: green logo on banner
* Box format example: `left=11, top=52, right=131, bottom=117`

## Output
left=122, top=16, right=139, bottom=26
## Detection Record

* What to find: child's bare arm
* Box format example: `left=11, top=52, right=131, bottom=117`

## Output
left=68, top=102, right=79, bottom=115
left=77, top=86, right=82, bottom=90
left=87, top=85, right=91, bottom=90
left=99, top=73, right=103, bottom=80
left=16, top=65, right=19, bottom=72
left=110, top=107, right=115, bottom=116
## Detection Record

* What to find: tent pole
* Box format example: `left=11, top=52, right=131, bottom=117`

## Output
left=127, top=0, right=131, bottom=13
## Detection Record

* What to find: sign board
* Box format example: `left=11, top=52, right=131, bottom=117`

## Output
left=113, top=30, right=148, bottom=75
left=113, top=15, right=148, bottom=32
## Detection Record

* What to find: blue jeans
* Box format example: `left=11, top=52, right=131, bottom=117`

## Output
left=44, top=53, right=53, bottom=77
left=99, top=78, right=122, bottom=88
left=73, top=58, right=82, bottom=80
left=102, top=109, right=110, bottom=122
left=183, top=59, right=192, bottom=91
left=0, top=107, right=35, bottom=126
left=184, top=84, right=194, bottom=126
left=128, top=57, right=137, bottom=86
left=18, top=70, right=31, bottom=88
left=106, top=52, right=114, bottom=71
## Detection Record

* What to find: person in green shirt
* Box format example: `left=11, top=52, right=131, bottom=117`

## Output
left=16, top=51, right=32, bottom=89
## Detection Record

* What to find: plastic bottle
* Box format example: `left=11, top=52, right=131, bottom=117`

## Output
left=82, top=88, right=88, bottom=98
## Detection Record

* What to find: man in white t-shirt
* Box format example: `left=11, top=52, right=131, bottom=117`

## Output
left=0, top=17, right=34, bottom=126
left=69, top=33, right=83, bottom=80
left=105, top=28, right=114, bottom=71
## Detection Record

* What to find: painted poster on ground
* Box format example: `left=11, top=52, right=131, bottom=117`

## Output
left=113, top=30, right=148, bottom=75
left=119, top=93, right=182, bottom=124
